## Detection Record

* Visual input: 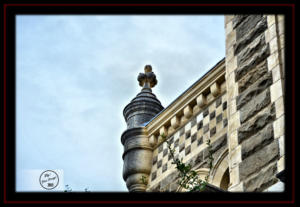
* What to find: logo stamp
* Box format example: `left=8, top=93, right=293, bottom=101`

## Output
left=39, top=170, right=59, bottom=190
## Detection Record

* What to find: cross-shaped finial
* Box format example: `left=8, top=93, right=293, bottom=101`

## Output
left=137, top=65, right=157, bottom=91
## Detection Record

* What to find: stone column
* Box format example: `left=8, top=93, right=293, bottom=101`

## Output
left=225, top=15, right=285, bottom=192
left=121, top=65, right=164, bottom=192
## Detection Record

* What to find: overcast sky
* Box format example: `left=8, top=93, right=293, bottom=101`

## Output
left=16, top=15, right=225, bottom=192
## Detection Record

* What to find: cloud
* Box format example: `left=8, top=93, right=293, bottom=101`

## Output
left=16, top=15, right=224, bottom=191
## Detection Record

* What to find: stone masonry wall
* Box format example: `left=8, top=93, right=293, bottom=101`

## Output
left=146, top=81, right=228, bottom=192
left=225, top=15, right=285, bottom=192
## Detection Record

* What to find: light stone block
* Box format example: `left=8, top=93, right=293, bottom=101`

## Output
left=278, top=15, right=284, bottom=22
left=226, top=30, right=236, bottom=48
left=171, top=115, right=180, bottom=129
left=278, top=17, right=284, bottom=36
left=225, top=15, right=234, bottom=24
left=267, top=15, right=276, bottom=27
left=270, top=79, right=283, bottom=102
left=267, top=52, right=280, bottom=71
left=228, top=112, right=240, bottom=133
left=230, top=145, right=242, bottom=169
left=191, top=125, right=197, bottom=136
left=268, top=23, right=277, bottom=42
left=229, top=130, right=238, bottom=152
left=174, top=131, right=180, bottom=140
left=196, top=94, right=207, bottom=108
left=229, top=182, right=244, bottom=192
left=270, top=37, right=279, bottom=55
left=229, top=167, right=240, bottom=187
left=226, top=20, right=233, bottom=35
left=279, top=34, right=285, bottom=50
left=228, top=99, right=237, bottom=116
left=271, top=64, right=281, bottom=82
left=273, top=115, right=284, bottom=139
left=278, top=135, right=285, bottom=157
left=183, top=105, right=193, bottom=119
left=226, top=44, right=234, bottom=61
left=275, top=96, right=284, bottom=118
left=196, top=112, right=203, bottom=123
left=210, top=82, right=220, bottom=97
left=226, top=56, right=237, bottom=75
left=227, top=84, right=238, bottom=101
left=265, top=29, right=270, bottom=43
left=185, top=121, right=191, bottom=131
left=277, top=156, right=285, bottom=172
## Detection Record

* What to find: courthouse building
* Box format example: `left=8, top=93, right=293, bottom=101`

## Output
left=121, top=15, right=285, bottom=192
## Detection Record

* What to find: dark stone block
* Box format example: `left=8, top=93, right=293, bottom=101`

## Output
left=244, top=163, right=278, bottom=191
left=216, top=114, right=223, bottom=123
left=240, top=89, right=271, bottom=123
left=191, top=134, right=197, bottom=143
left=160, top=171, right=180, bottom=190
left=236, top=72, right=273, bottom=110
left=212, top=134, right=227, bottom=153
left=194, top=151, right=203, bottom=164
left=191, top=117, right=197, bottom=127
left=151, top=171, right=157, bottom=181
left=210, top=127, right=216, bottom=137
left=153, top=156, right=157, bottom=165
left=158, top=144, right=163, bottom=153
left=168, top=153, right=172, bottom=161
left=197, top=137, right=203, bottom=146
left=185, top=145, right=191, bottom=156
left=237, top=33, right=267, bottom=66
left=203, top=109, right=209, bottom=117
left=204, top=134, right=227, bottom=159
left=210, top=111, right=216, bottom=120
left=238, top=60, right=268, bottom=93
left=234, top=16, right=268, bottom=55
left=223, top=101, right=227, bottom=110
left=236, top=15, right=263, bottom=40
left=241, top=123, right=274, bottom=159
left=216, top=97, right=222, bottom=108
left=162, top=163, right=168, bottom=173
left=169, top=136, right=174, bottom=144
left=163, top=148, right=168, bottom=157
left=223, top=118, right=228, bottom=127
left=157, top=160, right=162, bottom=169
left=239, top=140, right=279, bottom=181
left=235, top=44, right=270, bottom=82
left=180, top=127, right=185, bottom=136
left=203, top=124, right=209, bottom=133
left=174, top=139, right=179, bottom=147
left=238, top=103, right=275, bottom=142
left=185, top=130, right=191, bottom=139
left=197, top=120, right=203, bottom=130
left=179, top=143, right=185, bottom=152
left=232, top=15, right=249, bottom=29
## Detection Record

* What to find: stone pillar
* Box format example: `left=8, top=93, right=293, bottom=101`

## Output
left=121, top=65, right=164, bottom=192
left=225, top=15, right=285, bottom=192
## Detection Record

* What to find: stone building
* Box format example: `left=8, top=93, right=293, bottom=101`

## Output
left=121, top=15, right=285, bottom=192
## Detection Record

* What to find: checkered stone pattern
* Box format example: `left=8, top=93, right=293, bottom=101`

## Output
left=150, top=94, right=228, bottom=183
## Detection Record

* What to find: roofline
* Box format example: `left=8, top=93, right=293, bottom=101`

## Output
left=145, top=57, right=225, bottom=128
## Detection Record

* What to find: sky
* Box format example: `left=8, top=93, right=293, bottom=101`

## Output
left=16, top=15, right=225, bottom=192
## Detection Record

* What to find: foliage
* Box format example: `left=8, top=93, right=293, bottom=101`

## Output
left=162, top=133, right=214, bottom=192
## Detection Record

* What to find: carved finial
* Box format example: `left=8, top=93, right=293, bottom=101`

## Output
left=137, top=65, right=157, bottom=91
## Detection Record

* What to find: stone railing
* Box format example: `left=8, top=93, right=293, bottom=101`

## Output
left=146, top=59, right=226, bottom=148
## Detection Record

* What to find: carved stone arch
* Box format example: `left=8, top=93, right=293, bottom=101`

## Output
left=210, top=148, right=229, bottom=190
left=176, top=168, right=210, bottom=192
